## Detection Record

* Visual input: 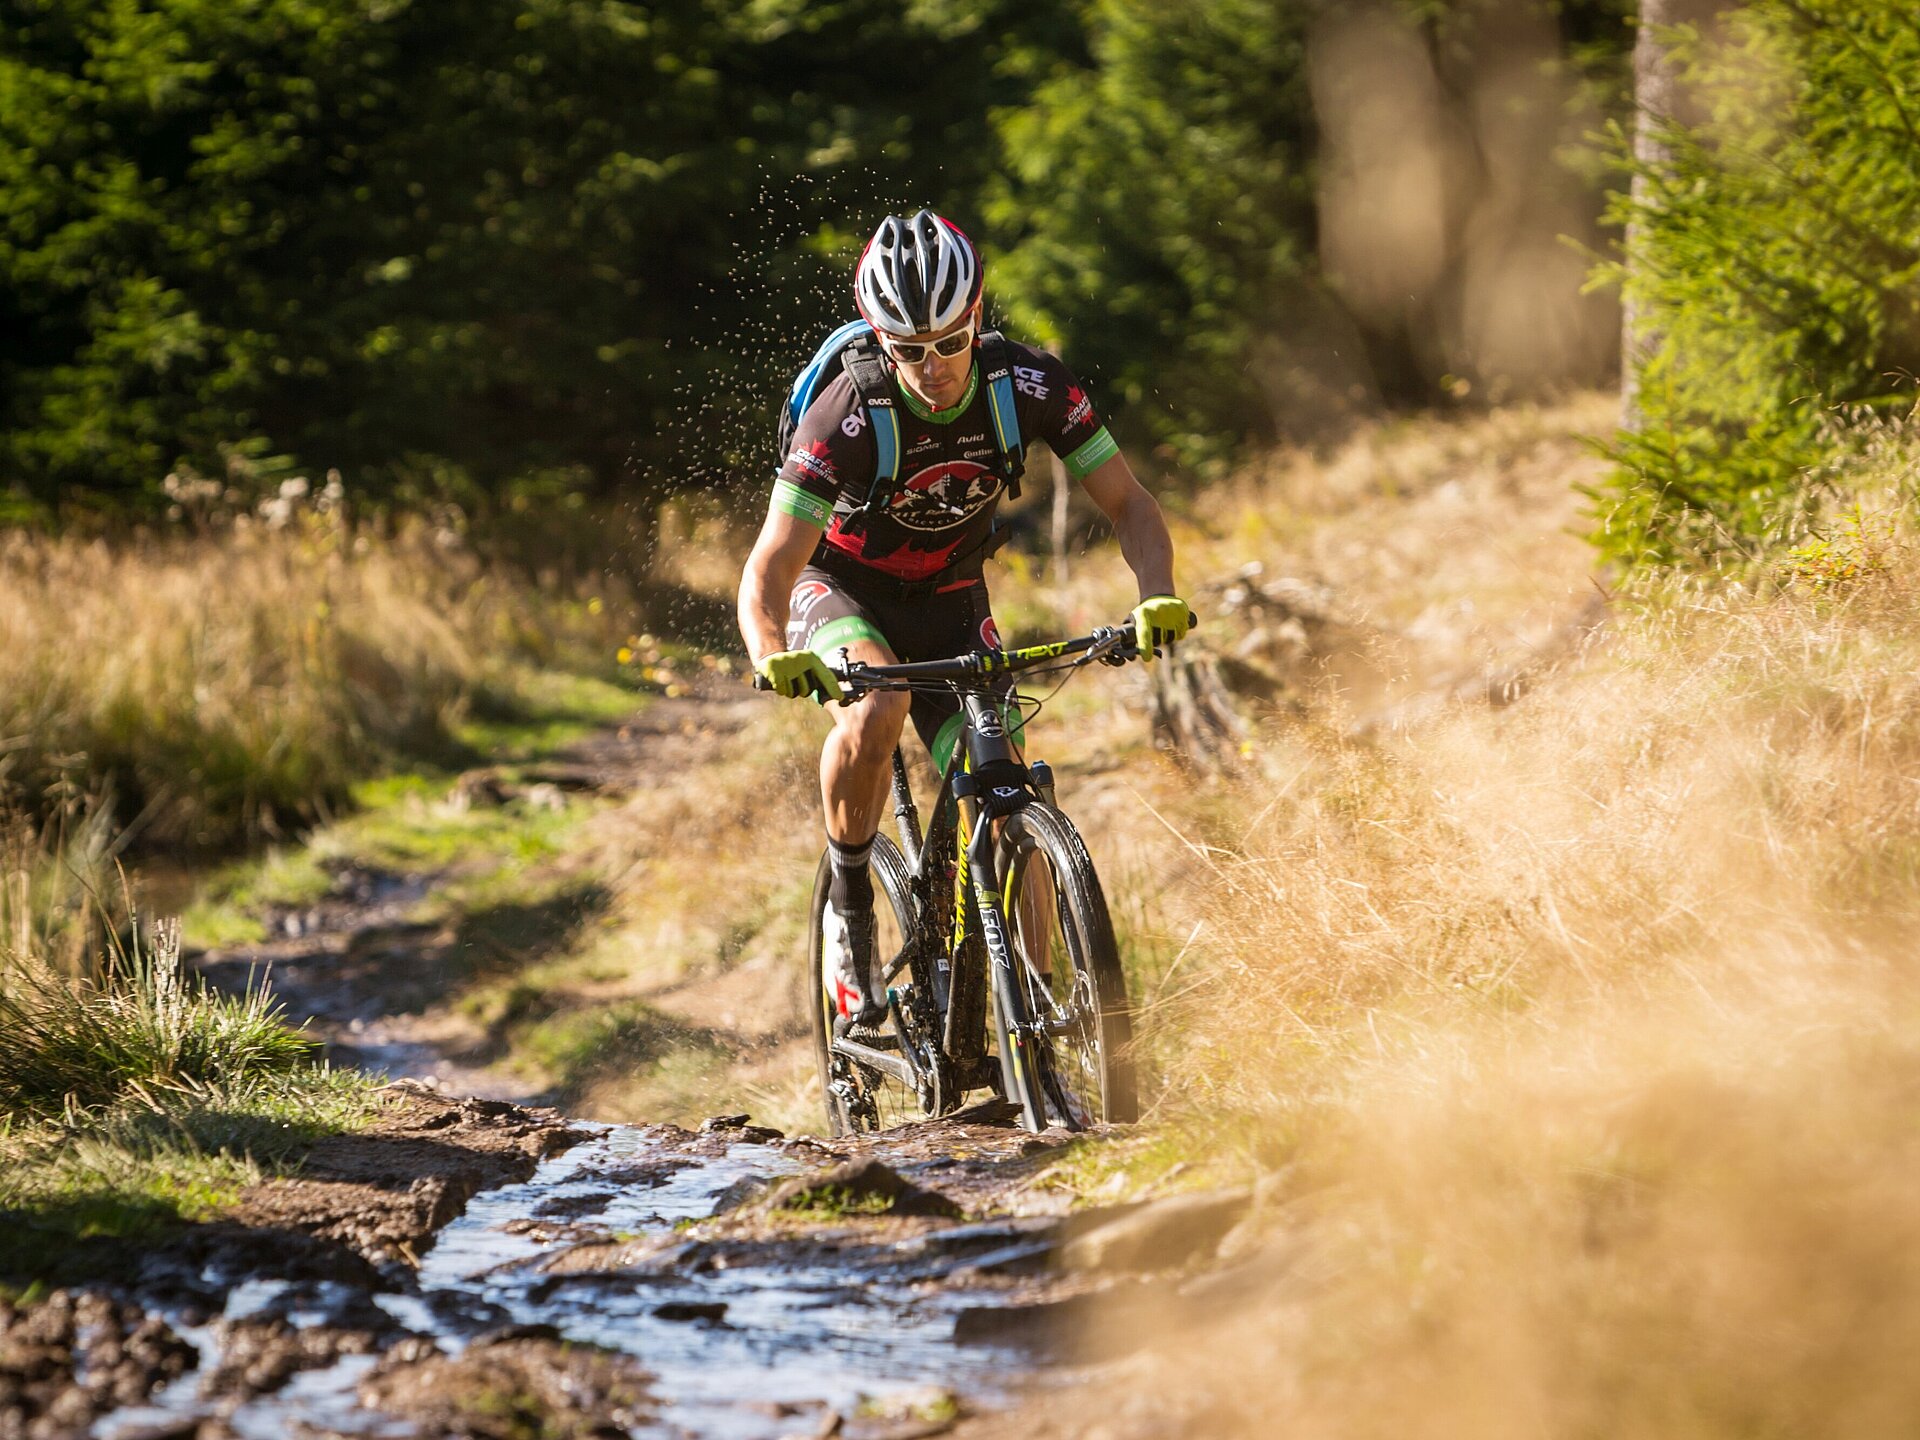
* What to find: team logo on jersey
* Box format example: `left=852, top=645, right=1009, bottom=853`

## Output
left=791, top=580, right=832, bottom=615
left=788, top=439, right=835, bottom=483
left=887, top=460, right=1000, bottom=533
left=1013, top=365, right=1050, bottom=400
left=980, top=616, right=1003, bottom=651
left=840, top=411, right=868, bottom=438
left=1065, top=385, right=1094, bottom=428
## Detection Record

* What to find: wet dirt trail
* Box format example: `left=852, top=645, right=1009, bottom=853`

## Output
left=79, top=694, right=1201, bottom=1439
left=86, top=1092, right=1136, bottom=1439
left=186, top=685, right=773, bottom=1105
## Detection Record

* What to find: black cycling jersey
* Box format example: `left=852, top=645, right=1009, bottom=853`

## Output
left=770, top=340, right=1117, bottom=583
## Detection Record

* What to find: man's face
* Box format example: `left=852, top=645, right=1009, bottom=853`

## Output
left=884, top=303, right=978, bottom=412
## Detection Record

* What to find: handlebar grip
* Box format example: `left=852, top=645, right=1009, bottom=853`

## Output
left=751, top=673, right=772, bottom=692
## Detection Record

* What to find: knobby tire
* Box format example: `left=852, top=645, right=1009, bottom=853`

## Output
left=995, top=802, right=1138, bottom=1127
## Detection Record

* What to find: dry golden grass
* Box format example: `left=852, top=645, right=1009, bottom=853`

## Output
left=0, top=510, right=631, bottom=848
left=997, top=407, right=1920, bottom=1437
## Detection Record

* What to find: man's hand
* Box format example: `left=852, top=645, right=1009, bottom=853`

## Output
left=756, top=648, right=844, bottom=703
left=1131, top=595, right=1194, bottom=662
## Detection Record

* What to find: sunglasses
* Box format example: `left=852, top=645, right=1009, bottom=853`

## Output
left=881, top=321, right=976, bottom=366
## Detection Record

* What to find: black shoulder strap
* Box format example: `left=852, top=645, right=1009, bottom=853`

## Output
left=837, top=338, right=900, bottom=536
left=977, top=331, right=1026, bottom=503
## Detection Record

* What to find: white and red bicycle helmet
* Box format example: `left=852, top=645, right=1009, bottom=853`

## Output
left=854, top=210, right=983, bottom=338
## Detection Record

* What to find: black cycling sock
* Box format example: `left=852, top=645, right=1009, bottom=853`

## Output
left=826, top=833, right=875, bottom=915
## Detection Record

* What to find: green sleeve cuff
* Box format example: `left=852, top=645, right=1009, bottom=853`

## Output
left=771, top=478, right=831, bottom=527
left=1063, top=426, right=1120, bottom=480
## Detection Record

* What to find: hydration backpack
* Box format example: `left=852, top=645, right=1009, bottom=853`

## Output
left=777, top=319, right=1027, bottom=535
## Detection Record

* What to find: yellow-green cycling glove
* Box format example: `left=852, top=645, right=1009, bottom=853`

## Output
left=755, top=648, right=844, bottom=703
left=1131, top=595, right=1194, bottom=663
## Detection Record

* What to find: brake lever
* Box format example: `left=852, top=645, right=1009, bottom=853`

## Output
left=1110, top=611, right=1194, bottom=664
left=1090, top=623, right=1138, bottom=666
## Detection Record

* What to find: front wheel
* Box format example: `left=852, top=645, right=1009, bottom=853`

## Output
left=995, top=803, right=1138, bottom=1127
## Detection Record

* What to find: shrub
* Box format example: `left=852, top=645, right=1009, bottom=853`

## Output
left=1596, top=0, right=1920, bottom=568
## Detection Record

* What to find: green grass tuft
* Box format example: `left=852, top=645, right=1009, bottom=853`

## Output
left=0, top=1066, right=381, bottom=1276
left=0, top=919, right=380, bottom=1280
left=0, top=924, right=316, bottom=1116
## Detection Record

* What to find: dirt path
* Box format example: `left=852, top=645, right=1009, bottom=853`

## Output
left=115, top=688, right=1247, bottom=1438
left=190, top=680, right=766, bottom=1102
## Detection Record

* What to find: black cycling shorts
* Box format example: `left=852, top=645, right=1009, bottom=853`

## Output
left=786, top=564, right=1012, bottom=771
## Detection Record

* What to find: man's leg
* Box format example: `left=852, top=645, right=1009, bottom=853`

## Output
left=819, top=636, right=910, bottom=1022
left=821, top=635, right=911, bottom=849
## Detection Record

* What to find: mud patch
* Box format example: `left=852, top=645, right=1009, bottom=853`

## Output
left=201, top=1313, right=389, bottom=1401
left=148, top=1087, right=587, bottom=1299
left=0, top=1290, right=195, bottom=1435
left=359, top=1332, right=653, bottom=1438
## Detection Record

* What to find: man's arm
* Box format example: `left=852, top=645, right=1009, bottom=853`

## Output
left=1076, top=450, right=1176, bottom=599
left=737, top=505, right=824, bottom=662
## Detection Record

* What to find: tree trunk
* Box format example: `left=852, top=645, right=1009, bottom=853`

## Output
left=1622, top=0, right=1724, bottom=429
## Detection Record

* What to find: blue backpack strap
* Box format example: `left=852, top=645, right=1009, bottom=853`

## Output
left=873, top=405, right=899, bottom=486
left=978, top=331, right=1025, bottom=502
left=785, top=319, right=875, bottom=434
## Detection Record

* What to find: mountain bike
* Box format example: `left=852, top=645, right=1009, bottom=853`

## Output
left=766, top=621, right=1154, bottom=1136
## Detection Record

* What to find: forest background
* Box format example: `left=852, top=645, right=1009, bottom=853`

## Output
left=3, top=0, right=1636, bottom=522
left=12, top=0, right=1907, bottom=569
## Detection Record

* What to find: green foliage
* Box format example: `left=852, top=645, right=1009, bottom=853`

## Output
left=0, top=0, right=1641, bottom=499
left=0, top=0, right=1075, bottom=510
left=987, top=0, right=1320, bottom=467
left=1786, top=502, right=1896, bottom=592
left=987, top=0, right=1634, bottom=468
left=1595, top=0, right=1920, bottom=568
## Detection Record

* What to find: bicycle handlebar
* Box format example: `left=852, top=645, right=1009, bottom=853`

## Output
left=750, top=619, right=1152, bottom=699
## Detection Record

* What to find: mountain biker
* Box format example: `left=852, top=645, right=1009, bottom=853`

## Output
left=737, top=209, right=1191, bottom=1028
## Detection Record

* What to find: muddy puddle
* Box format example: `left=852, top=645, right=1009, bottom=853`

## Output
left=92, top=1114, right=1095, bottom=1438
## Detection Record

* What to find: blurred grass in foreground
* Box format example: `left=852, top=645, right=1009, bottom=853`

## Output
left=1044, top=413, right=1920, bottom=1436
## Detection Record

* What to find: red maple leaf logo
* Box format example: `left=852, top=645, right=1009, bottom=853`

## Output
left=1067, top=386, right=1086, bottom=408
left=834, top=976, right=861, bottom=1018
